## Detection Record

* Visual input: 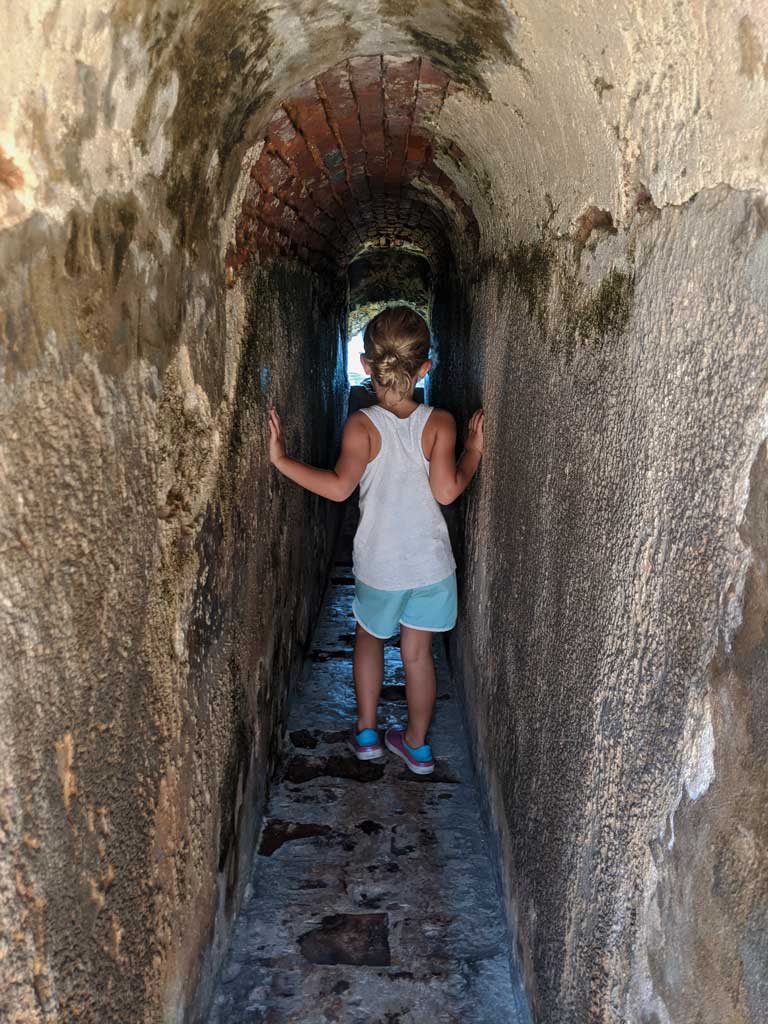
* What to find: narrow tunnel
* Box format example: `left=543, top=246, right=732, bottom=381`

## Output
left=1, top=4, right=767, bottom=1023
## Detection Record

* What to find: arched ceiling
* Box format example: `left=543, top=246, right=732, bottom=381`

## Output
left=226, top=55, right=478, bottom=280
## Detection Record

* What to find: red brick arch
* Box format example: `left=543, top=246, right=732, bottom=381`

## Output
left=226, top=54, right=478, bottom=281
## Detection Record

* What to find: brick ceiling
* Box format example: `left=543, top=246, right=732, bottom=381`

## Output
left=226, top=55, right=478, bottom=281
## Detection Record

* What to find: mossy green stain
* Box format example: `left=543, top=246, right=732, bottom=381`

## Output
left=136, top=5, right=276, bottom=233
left=230, top=296, right=268, bottom=460
left=501, top=242, right=634, bottom=356
left=64, top=213, right=80, bottom=279
left=568, top=268, right=634, bottom=349
left=228, top=265, right=279, bottom=463
left=382, top=0, right=418, bottom=17
left=406, top=2, right=523, bottom=98
left=507, top=241, right=554, bottom=319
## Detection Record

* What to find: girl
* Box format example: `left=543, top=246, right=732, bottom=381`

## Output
left=267, top=306, right=483, bottom=775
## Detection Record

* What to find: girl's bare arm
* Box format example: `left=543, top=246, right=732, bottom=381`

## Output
left=268, top=409, right=369, bottom=502
left=427, top=409, right=484, bottom=506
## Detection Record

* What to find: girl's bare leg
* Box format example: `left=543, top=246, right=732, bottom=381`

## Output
left=399, top=625, right=436, bottom=748
left=353, top=623, right=384, bottom=732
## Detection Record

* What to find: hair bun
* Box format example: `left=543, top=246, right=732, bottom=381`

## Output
left=375, top=350, right=401, bottom=370
left=362, top=305, right=431, bottom=400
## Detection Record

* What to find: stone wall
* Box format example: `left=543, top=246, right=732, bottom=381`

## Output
left=0, top=191, right=346, bottom=1021
left=2, top=2, right=767, bottom=1022
left=433, top=186, right=768, bottom=1023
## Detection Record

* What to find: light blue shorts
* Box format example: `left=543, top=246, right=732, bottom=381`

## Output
left=352, top=573, right=458, bottom=639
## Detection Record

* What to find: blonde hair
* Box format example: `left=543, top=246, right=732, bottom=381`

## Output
left=363, top=306, right=430, bottom=401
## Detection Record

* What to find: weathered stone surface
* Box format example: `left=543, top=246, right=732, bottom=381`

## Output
left=258, top=820, right=334, bottom=857
left=433, top=186, right=768, bottom=1023
left=0, top=235, right=346, bottom=1021
left=1, top=2, right=766, bottom=1022
left=207, top=555, right=528, bottom=1022
left=298, top=914, right=392, bottom=967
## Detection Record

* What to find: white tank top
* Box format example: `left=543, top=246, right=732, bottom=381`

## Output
left=352, top=404, right=456, bottom=591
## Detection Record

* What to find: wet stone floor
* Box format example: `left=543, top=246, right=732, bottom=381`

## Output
left=208, top=536, right=526, bottom=1023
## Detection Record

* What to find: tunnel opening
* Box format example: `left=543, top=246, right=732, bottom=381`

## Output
left=223, top=51, right=476, bottom=435
left=2, top=6, right=767, bottom=1024
left=346, top=328, right=366, bottom=386
left=346, top=246, right=435, bottom=394
left=200, top=48, right=483, bottom=1019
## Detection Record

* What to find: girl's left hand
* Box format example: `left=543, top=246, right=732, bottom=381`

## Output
left=466, top=409, right=484, bottom=454
left=268, top=408, right=286, bottom=465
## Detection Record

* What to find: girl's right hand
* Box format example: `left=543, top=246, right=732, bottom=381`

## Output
left=466, top=409, right=484, bottom=454
left=268, top=408, right=287, bottom=465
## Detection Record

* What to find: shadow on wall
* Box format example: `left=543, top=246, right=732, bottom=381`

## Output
left=184, top=261, right=350, bottom=1019
left=2, top=3, right=766, bottom=1023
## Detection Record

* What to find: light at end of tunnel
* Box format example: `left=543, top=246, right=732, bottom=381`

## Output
left=347, top=332, right=366, bottom=386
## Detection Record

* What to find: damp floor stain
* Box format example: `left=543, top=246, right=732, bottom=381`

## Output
left=207, top=528, right=530, bottom=1024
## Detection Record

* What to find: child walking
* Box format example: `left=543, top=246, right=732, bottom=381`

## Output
left=267, top=306, right=483, bottom=775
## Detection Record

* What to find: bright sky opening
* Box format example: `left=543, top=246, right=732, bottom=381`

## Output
left=347, top=332, right=367, bottom=386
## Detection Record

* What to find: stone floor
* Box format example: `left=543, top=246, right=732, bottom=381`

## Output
left=208, top=523, right=530, bottom=1024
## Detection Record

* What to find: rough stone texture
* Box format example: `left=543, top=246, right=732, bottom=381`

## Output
left=2, top=1, right=767, bottom=1022
left=207, top=526, right=530, bottom=1023
left=0, top=240, right=346, bottom=1023
left=433, top=186, right=768, bottom=1023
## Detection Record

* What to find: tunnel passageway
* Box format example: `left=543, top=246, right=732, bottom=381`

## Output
left=2, top=4, right=767, bottom=1023
left=208, top=510, right=530, bottom=1022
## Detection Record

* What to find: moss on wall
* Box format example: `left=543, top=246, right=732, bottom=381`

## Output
left=435, top=187, right=768, bottom=1024
left=0, top=196, right=346, bottom=1023
left=405, top=0, right=524, bottom=96
left=582, top=266, right=633, bottom=336
left=2, top=3, right=766, bottom=1022
left=501, top=239, right=635, bottom=360
left=559, top=265, right=635, bottom=358
left=506, top=240, right=554, bottom=318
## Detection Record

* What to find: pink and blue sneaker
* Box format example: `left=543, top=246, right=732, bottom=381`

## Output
left=384, top=726, right=435, bottom=775
left=348, top=727, right=385, bottom=761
